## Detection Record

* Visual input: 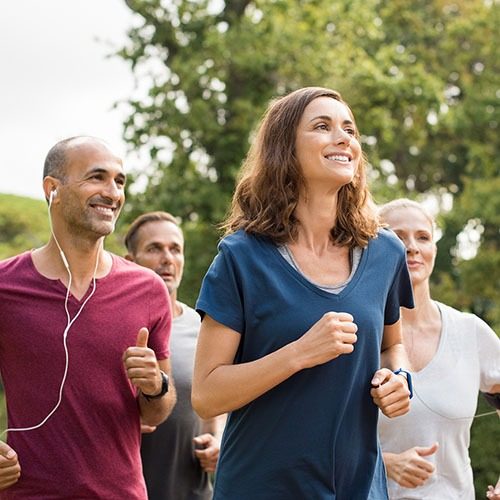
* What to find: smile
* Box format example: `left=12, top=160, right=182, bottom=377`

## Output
left=325, top=154, right=352, bottom=163
left=91, top=205, right=116, bottom=217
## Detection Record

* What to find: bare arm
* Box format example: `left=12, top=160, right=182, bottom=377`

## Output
left=371, top=320, right=412, bottom=418
left=192, top=312, right=358, bottom=419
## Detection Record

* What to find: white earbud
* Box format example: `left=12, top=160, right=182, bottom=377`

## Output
left=49, top=189, right=57, bottom=205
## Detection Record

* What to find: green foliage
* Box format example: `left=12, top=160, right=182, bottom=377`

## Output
left=0, top=194, right=49, bottom=258
left=470, top=396, right=500, bottom=498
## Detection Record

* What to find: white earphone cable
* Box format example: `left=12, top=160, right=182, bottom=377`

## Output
left=1, top=194, right=100, bottom=436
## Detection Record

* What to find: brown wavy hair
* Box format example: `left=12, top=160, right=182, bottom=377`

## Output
left=223, top=86, right=379, bottom=247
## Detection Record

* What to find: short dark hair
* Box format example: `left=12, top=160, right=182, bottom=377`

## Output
left=43, top=137, right=82, bottom=180
left=43, top=135, right=113, bottom=180
left=125, top=211, right=180, bottom=254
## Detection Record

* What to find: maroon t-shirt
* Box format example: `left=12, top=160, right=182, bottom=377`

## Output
left=0, top=251, right=171, bottom=499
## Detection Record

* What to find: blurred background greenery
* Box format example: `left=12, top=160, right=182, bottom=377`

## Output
left=1, top=0, right=498, bottom=496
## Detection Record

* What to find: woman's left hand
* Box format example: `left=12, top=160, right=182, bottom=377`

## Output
left=370, top=368, right=411, bottom=418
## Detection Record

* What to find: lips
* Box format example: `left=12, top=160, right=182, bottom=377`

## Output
left=159, top=270, right=174, bottom=280
left=324, top=152, right=353, bottom=163
left=407, top=260, right=422, bottom=267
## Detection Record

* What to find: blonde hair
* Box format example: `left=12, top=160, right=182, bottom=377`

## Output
left=378, top=198, right=436, bottom=234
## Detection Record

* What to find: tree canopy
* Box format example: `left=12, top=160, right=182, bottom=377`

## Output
left=116, top=0, right=499, bottom=332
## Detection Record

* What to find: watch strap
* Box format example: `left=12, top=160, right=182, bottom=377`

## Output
left=393, top=368, right=413, bottom=399
left=142, top=370, right=169, bottom=401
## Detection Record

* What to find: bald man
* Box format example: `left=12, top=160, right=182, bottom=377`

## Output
left=0, top=136, right=176, bottom=499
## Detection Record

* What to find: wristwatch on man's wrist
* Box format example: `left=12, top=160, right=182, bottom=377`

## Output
left=393, top=368, right=413, bottom=399
left=142, top=370, right=169, bottom=401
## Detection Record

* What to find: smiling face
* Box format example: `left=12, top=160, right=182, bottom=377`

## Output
left=53, top=139, right=126, bottom=238
left=383, top=206, right=437, bottom=287
left=295, top=96, right=361, bottom=190
left=130, top=220, right=185, bottom=297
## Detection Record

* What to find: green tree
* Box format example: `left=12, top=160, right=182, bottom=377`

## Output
left=117, top=0, right=498, bottom=306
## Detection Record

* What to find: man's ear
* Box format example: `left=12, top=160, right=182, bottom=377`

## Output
left=125, top=254, right=134, bottom=262
left=43, top=176, right=60, bottom=203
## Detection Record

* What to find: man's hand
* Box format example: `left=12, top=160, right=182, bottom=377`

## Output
left=123, top=327, right=162, bottom=397
left=193, top=433, right=220, bottom=473
left=370, top=368, right=411, bottom=417
left=0, top=441, right=21, bottom=490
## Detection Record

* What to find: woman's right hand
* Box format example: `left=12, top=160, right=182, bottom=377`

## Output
left=0, top=441, right=21, bottom=490
left=486, top=476, right=500, bottom=499
left=383, top=443, right=439, bottom=488
left=296, top=312, right=358, bottom=368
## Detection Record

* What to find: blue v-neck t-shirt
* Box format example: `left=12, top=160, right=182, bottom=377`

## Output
left=196, top=229, right=413, bottom=500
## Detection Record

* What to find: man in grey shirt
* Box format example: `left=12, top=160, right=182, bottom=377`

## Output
left=125, top=211, right=223, bottom=500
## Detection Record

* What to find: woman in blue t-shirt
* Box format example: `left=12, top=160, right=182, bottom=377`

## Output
left=192, top=87, right=414, bottom=500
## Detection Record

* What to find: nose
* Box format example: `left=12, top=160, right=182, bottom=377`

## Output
left=405, top=236, right=419, bottom=254
left=160, top=248, right=173, bottom=264
left=103, top=179, right=124, bottom=204
left=335, top=128, right=352, bottom=146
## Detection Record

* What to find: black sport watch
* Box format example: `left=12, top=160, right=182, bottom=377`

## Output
left=142, top=370, right=169, bottom=401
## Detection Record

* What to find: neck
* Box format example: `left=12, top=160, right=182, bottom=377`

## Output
left=294, top=192, right=339, bottom=249
left=36, top=237, right=108, bottom=281
left=169, top=291, right=183, bottom=318
left=401, top=280, right=436, bottom=325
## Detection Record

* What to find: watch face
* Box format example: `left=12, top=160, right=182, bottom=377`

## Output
left=160, top=371, right=169, bottom=394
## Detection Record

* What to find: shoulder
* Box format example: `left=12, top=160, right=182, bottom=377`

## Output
left=109, top=253, right=165, bottom=288
left=217, top=230, right=273, bottom=263
left=219, top=230, right=266, bottom=253
left=372, top=228, right=406, bottom=254
left=437, top=301, right=496, bottom=336
left=0, top=251, right=31, bottom=273
left=437, top=301, right=475, bottom=323
left=366, top=228, right=406, bottom=266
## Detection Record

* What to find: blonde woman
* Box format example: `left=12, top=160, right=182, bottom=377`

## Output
left=378, top=198, right=500, bottom=499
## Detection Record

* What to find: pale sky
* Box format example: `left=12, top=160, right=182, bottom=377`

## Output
left=0, top=0, right=138, bottom=199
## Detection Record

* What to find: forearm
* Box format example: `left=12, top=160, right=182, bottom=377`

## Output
left=139, top=381, right=177, bottom=426
left=192, top=341, right=301, bottom=419
left=380, top=342, right=411, bottom=371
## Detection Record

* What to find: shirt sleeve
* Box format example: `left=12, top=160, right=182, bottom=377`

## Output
left=148, top=273, right=172, bottom=360
left=475, top=316, right=500, bottom=392
left=196, top=242, right=245, bottom=334
left=384, top=254, right=414, bottom=325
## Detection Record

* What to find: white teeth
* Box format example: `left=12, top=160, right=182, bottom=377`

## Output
left=326, top=155, right=350, bottom=162
left=94, top=206, right=113, bottom=215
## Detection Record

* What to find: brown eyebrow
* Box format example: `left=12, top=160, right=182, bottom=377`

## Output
left=308, top=115, right=355, bottom=127
left=87, top=167, right=127, bottom=183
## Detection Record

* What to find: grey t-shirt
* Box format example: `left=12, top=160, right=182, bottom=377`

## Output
left=141, top=303, right=212, bottom=500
